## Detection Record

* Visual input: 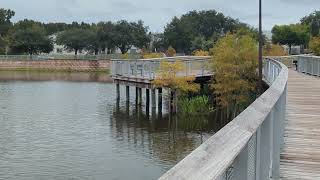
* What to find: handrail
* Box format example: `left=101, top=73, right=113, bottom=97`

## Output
left=159, top=58, right=288, bottom=180
left=296, top=55, right=320, bottom=76
left=110, top=56, right=211, bottom=62
left=111, top=56, right=212, bottom=80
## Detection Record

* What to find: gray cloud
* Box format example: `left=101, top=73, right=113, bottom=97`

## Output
left=1, top=0, right=320, bottom=32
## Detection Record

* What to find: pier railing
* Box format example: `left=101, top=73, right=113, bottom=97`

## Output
left=297, top=55, right=320, bottom=76
left=159, top=58, right=288, bottom=180
left=111, top=56, right=212, bottom=80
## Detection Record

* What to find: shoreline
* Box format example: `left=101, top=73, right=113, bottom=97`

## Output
left=0, top=70, right=112, bottom=83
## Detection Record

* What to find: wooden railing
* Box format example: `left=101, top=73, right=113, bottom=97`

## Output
left=111, top=56, right=212, bottom=80
left=297, top=55, right=320, bottom=76
left=159, top=57, right=288, bottom=180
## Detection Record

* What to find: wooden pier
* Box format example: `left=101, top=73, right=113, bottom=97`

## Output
left=280, top=70, right=320, bottom=180
left=111, top=56, right=213, bottom=113
left=111, top=55, right=320, bottom=180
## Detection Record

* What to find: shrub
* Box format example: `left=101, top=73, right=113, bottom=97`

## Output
left=263, top=43, right=288, bottom=56
left=178, top=96, right=211, bottom=115
left=309, top=36, right=320, bottom=56
left=142, top=53, right=163, bottom=59
left=120, top=53, right=129, bottom=59
left=166, top=46, right=176, bottom=57
left=178, top=96, right=211, bottom=131
left=192, top=49, right=209, bottom=56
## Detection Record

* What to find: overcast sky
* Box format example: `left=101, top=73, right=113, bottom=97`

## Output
left=1, top=0, right=320, bottom=32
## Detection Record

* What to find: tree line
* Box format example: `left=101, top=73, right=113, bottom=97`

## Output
left=2, top=8, right=320, bottom=56
left=0, top=8, right=260, bottom=56
left=272, top=10, right=320, bottom=55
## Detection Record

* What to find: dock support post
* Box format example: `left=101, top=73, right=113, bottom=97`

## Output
left=116, top=83, right=120, bottom=100
left=126, top=86, right=130, bottom=102
left=158, top=88, right=162, bottom=115
left=136, top=87, right=139, bottom=105
left=151, top=89, right=156, bottom=119
left=138, top=87, right=142, bottom=106
left=146, top=89, right=150, bottom=116
left=151, top=89, right=156, bottom=109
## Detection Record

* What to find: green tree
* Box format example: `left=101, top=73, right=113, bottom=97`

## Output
left=210, top=33, right=258, bottom=112
left=272, top=24, right=309, bottom=54
left=164, top=10, right=249, bottom=54
left=131, top=20, right=150, bottom=50
left=0, top=36, right=6, bottom=54
left=151, top=33, right=166, bottom=52
left=0, top=8, right=15, bottom=37
left=56, top=28, right=93, bottom=55
left=301, top=11, right=320, bottom=37
left=97, top=21, right=116, bottom=54
left=191, top=36, right=214, bottom=52
left=43, top=22, right=68, bottom=35
left=113, top=20, right=149, bottom=54
left=9, top=23, right=53, bottom=55
left=0, top=8, right=15, bottom=54
left=113, top=20, right=134, bottom=54
left=164, top=16, right=192, bottom=53
left=85, top=26, right=102, bottom=55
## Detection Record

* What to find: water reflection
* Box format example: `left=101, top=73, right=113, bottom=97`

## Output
left=111, top=98, right=230, bottom=165
left=0, top=72, right=232, bottom=180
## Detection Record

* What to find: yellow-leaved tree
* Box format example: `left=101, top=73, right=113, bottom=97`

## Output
left=192, top=50, right=209, bottom=56
left=309, top=36, right=320, bottom=56
left=142, top=53, right=163, bottom=59
left=153, top=60, right=200, bottom=113
left=166, top=46, right=176, bottom=57
left=210, top=33, right=258, bottom=115
left=263, top=43, right=288, bottom=56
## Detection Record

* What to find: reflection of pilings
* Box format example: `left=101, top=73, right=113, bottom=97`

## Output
left=116, top=83, right=120, bottom=100
left=116, top=96, right=120, bottom=113
left=158, top=88, right=162, bottom=115
left=136, top=87, right=139, bottom=104
left=138, top=88, right=142, bottom=106
left=146, top=89, right=150, bottom=116
left=126, top=98, right=130, bottom=116
left=126, top=86, right=130, bottom=102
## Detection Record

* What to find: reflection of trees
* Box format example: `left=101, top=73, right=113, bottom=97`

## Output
left=110, top=101, right=207, bottom=166
left=110, top=100, right=232, bottom=167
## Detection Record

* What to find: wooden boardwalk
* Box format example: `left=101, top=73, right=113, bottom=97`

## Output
left=280, top=70, right=320, bottom=179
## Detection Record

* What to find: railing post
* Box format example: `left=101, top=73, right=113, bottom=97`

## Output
left=270, top=96, right=284, bottom=179
left=233, top=145, right=249, bottom=180
left=258, top=112, right=273, bottom=180
left=255, top=128, right=261, bottom=180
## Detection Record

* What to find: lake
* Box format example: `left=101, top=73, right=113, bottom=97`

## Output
left=0, top=71, right=227, bottom=180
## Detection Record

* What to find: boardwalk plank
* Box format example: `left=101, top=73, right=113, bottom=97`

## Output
left=280, top=70, right=320, bottom=179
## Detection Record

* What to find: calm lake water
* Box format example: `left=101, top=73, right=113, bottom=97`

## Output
left=0, top=71, right=227, bottom=180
